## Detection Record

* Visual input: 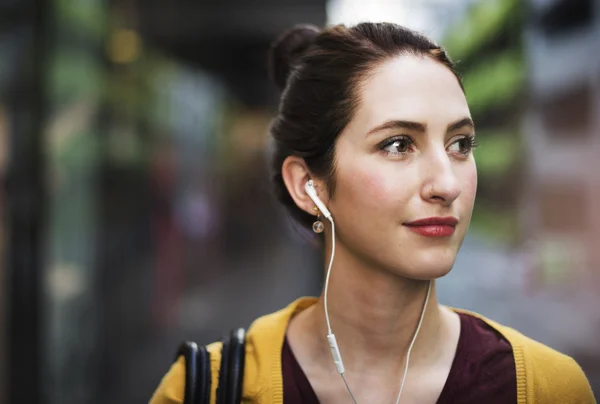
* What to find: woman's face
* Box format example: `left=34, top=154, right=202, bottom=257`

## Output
left=327, top=55, right=477, bottom=280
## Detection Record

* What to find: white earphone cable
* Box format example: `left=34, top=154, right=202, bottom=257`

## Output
left=394, top=280, right=431, bottom=404
left=323, top=216, right=336, bottom=335
left=323, top=215, right=432, bottom=404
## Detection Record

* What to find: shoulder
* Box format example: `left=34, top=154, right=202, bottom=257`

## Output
left=454, top=308, right=596, bottom=404
left=501, top=326, right=595, bottom=403
left=149, top=356, right=185, bottom=404
left=149, top=297, right=316, bottom=403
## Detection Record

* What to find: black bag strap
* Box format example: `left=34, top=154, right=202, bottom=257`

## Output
left=176, top=341, right=211, bottom=404
left=177, top=328, right=246, bottom=404
left=216, top=328, right=246, bottom=404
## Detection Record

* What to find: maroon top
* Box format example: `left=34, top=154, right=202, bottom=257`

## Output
left=282, top=312, right=516, bottom=403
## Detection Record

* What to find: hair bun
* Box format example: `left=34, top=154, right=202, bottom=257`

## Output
left=268, top=24, right=320, bottom=90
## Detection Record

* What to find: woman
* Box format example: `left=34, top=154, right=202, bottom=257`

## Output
left=151, top=22, right=595, bottom=403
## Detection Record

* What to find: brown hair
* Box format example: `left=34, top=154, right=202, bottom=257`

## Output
left=268, top=22, right=463, bottom=230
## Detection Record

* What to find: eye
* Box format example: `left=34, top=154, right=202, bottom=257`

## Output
left=448, top=135, right=478, bottom=156
left=379, top=136, right=415, bottom=156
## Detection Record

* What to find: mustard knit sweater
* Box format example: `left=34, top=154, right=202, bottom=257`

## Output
left=151, top=297, right=596, bottom=404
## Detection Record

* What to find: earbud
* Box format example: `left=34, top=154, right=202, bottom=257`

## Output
left=304, top=179, right=332, bottom=219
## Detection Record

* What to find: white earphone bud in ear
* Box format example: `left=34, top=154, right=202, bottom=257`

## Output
left=304, top=179, right=332, bottom=219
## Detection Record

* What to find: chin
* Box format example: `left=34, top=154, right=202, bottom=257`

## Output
left=392, top=246, right=458, bottom=281
left=411, top=261, right=454, bottom=280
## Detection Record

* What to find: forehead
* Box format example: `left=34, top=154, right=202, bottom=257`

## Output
left=352, top=55, right=470, bottom=130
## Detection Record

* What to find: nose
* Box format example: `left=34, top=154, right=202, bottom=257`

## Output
left=420, top=150, right=461, bottom=206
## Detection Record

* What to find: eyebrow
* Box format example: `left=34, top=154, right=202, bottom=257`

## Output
left=366, top=120, right=425, bottom=136
left=448, top=117, right=475, bottom=132
left=366, top=117, right=475, bottom=137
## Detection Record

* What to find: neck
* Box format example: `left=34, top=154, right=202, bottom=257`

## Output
left=306, top=240, right=448, bottom=373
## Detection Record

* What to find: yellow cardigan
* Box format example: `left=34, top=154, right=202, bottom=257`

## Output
left=151, top=297, right=596, bottom=404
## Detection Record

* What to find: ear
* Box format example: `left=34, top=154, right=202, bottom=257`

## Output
left=281, top=155, right=329, bottom=217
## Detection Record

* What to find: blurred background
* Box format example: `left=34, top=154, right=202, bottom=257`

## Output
left=1, top=0, right=599, bottom=403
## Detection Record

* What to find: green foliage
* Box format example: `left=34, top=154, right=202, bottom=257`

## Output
left=50, top=50, right=105, bottom=105
left=441, top=0, right=525, bottom=244
left=464, top=50, right=525, bottom=117
left=474, top=129, right=521, bottom=176
left=470, top=203, right=519, bottom=244
left=53, top=128, right=100, bottom=166
left=444, top=0, right=520, bottom=62
left=56, top=0, right=107, bottom=40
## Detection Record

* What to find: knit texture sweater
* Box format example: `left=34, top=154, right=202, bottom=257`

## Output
left=150, top=297, right=596, bottom=404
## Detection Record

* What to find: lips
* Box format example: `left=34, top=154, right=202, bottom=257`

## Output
left=403, top=217, right=458, bottom=237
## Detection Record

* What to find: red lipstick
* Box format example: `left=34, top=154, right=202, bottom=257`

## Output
left=403, top=217, right=458, bottom=237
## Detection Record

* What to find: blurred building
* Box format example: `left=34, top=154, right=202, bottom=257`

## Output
left=3, top=1, right=326, bottom=404
left=522, top=0, right=600, bottom=291
left=438, top=0, right=600, bottom=395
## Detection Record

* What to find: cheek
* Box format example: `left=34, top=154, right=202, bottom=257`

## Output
left=461, top=163, right=478, bottom=207
left=338, top=160, right=411, bottom=213
left=356, top=170, right=388, bottom=205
